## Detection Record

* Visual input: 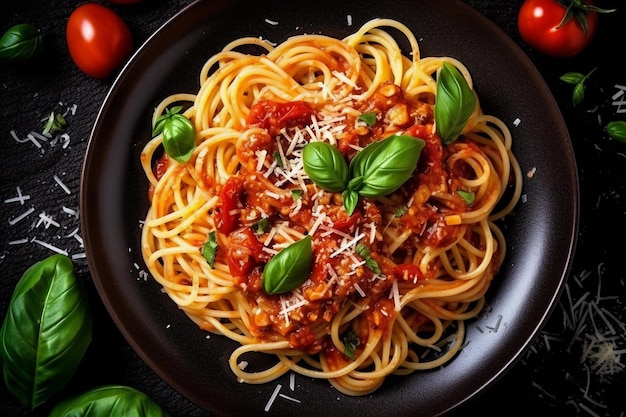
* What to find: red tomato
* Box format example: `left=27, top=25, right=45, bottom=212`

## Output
left=517, top=0, right=598, bottom=57
left=66, top=3, right=134, bottom=78
left=218, top=177, right=245, bottom=234
left=227, top=227, right=268, bottom=278
left=246, top=100, right=315, bottom=135
left=392, top=264, right=424, bottom=282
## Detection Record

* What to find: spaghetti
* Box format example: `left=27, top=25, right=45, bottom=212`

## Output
left=140, top=18, right=522, bottom=396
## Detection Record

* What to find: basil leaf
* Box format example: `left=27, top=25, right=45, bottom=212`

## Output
left=302, top=141, right=349, bottom=192
left=349, top=134, right=425, bottom=198
left=49, top=385, right=171, bottom=417
left=153, top=106, right=196, bottom=164
left=262, top=235, right=312, bottom=295
left=606, top=121, right=626, bottom=144
left=559, top=72, right=586, bottom=85
left=201, top=231, right=219, bottom=268
left=342, top=189, right=359, bottom=216
left=0, top=23, right=44, bottom=62
left=560, top=68, right=596, bottom=107
left=572, top=82, right=585, bottom=107
left=0, top=254, right=92, bottom=410
left=435, top=62, right=476, bottom=143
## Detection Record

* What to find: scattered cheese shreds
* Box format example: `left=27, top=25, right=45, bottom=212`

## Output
left=8, top=207, right=35, bottom=225
left=264, top=384, right=282, bottom=412
left=54, top=175, right=72, bottom=194
left=4, top=187, right=30, bottom=205
left=31, top=239, right=68, bottom=255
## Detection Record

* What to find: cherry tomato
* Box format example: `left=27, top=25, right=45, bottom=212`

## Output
left=392, top=264, right=424, bottom=282
left=517, top=0, right=599, bottom=57
left=218, top=177, right=245, bottom=234
left=246, top=100, right=315, bottom=135
left=227, top=227, right=268, bottom=278
left=66, top=3, right=133, bottom=78
left=106, top=0, right=144, bottom=3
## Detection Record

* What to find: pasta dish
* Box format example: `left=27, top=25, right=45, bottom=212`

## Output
left=140, top=18, right=522, bottom=396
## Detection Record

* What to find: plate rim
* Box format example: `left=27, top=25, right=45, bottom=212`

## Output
left=80, top=0, right=579, bottom=415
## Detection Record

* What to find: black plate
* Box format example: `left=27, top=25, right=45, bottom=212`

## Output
left=80, top=0, right=578, bottom=415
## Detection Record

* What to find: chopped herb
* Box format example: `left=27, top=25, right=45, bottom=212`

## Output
left=355, top=243, right=381, bottom=274
left=42, top=112, right=67, bottom=136
left=342, top=330, right=360, bottom=359
left=252, top=218, right=271, bottom=235
left=394, top=206, right=408, bottom=218
left=457, top=190, right=475, bottom=204
left=273, top=151, right=284, bottom=168
left=358, top=111, right=377, bottom=127
left=201, top=231, right=219, bottom=268
left=291, top=189, right=303, bottom=201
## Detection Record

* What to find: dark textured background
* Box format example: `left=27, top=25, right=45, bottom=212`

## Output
left=1, top=0, right=625, bottom=416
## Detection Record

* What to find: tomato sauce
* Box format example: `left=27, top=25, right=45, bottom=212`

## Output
left=201, top=83, right=475, bottom=357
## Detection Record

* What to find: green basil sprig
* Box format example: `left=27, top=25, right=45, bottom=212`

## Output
left=152, top=105, right=196, bottom=164
left=0, top=254, right=92, bottom=410
left=435, top=62, right=476, bottom=143
left=49, top=385, right=171, bottom=417
left=303, top=135, right=424, bottom=215
left=0, top=23, right=44, bottom=62
left=560, top=68, right=597, bottom=107
left=262, top=235, right=312, bottom=295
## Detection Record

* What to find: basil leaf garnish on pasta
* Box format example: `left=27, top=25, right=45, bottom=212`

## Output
left=435, top=62, right=476, bottom=143
left=262, top=235, right=312, bottom=295
left=348, top=134, right=424, bottom=198
left=303, top=135, right=424, bottom=216
left=152, top=105, right=196, bottom=163
left=201, top=231, right=219, bottom=268
left=302, top=141, right=349, bottom=192
left=342, top=189, right=359, bottom=216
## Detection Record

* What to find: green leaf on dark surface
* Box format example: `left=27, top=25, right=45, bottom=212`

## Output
left=0, top=254, right=92, bottom=410
left=49, top=385, right=171, bottom=417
